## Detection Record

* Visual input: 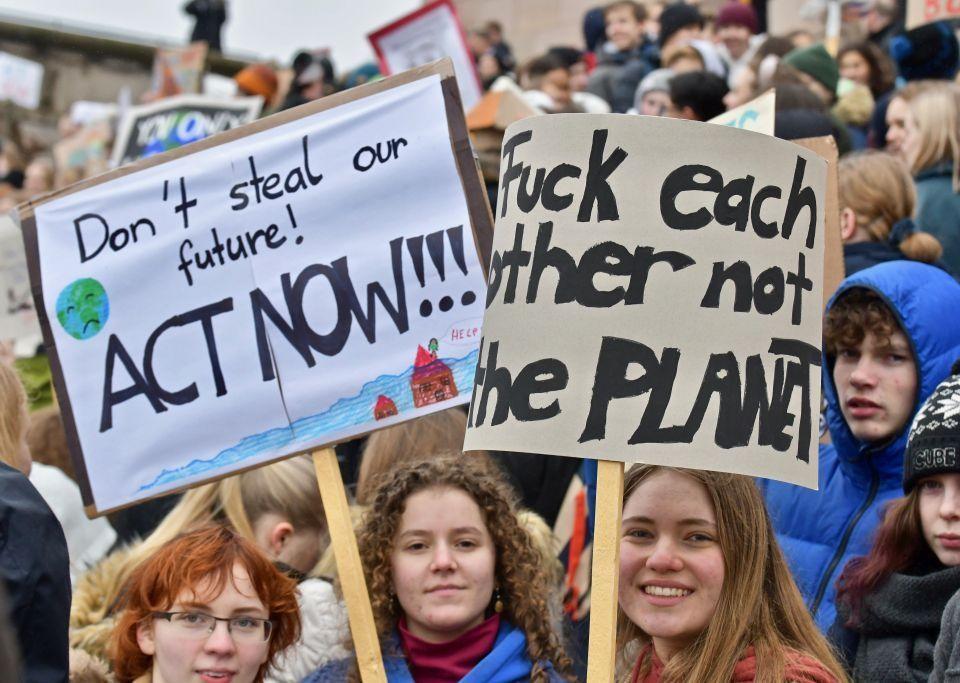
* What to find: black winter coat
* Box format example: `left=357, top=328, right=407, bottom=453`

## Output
left=0, top=462, right=70, bottom=682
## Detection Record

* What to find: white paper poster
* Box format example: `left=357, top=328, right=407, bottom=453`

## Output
left=0, top=52, right=43, bottom=110
left=0, top=214, right=40, bottom=344
left=369, top=0, right=483, bottom=110
left=30, top=73, right=488, bottom=512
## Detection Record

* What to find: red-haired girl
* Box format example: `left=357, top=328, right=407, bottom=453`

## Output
left=832, top=367, right=960, bottom=680
left=110, top=525, right=301, bottom=683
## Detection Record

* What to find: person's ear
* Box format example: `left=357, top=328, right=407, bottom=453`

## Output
left=840, top=207, right=858, bottom=241
left=137, top=620, right=156, bottom=656
left=269, top=521, right=295, bottom=556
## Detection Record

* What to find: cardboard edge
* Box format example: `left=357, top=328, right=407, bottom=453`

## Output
left=20, top=213, right=96, bottom=508
left=441, top=77, right=494, bottom=275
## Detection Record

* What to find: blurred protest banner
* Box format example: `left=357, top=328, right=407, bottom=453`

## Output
left=0, top=51, right=43, bottom=110
left=111, top=94, right=262, bottom=167
left=463, top=115, right=826, bottom=489
left=906, top=0, right=960, bottom=28
left=709, top=90, right=775, bottom=136
left=151, top=42, right=207, bottom=97
left=369, top=0, right=483, bottom=110
left=21, top=59, right=491, bottom=516
left=53, top=120, right=113, bottom=187
left=0, top=213, right=40, bottom=346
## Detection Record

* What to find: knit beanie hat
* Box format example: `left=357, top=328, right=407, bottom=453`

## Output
left=659, top=3, right=704, bottom=48
left=890, top=21, right=960, bottom=82
left=783, top=44, right=839, bottom=96
left=635, top=68, right=674, bottom=108
left=715, top=2, right=759, bottom=34
left=903, top=362, right=960, bottom=493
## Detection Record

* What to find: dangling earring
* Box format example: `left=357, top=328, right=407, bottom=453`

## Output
left=494, top=586, right=504, bottom=614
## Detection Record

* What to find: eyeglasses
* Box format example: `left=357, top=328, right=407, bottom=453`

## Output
left=153, top=611, right=274, bottom=642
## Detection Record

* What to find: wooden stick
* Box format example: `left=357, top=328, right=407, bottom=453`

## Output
left=312, top=448, right=386, bottom=683
left=587, top=459, right=625, bottom=683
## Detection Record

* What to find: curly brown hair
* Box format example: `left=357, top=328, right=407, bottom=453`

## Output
left=824, top=288, right=905, bottom=357
left=354, top=453, right=571, bottom=681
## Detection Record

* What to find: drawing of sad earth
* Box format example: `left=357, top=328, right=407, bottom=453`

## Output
left=56, top=278, right=109, bottom=340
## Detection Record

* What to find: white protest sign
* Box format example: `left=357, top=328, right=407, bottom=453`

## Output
left=0, top=52, right=43, bottom=110
left=369, top=0, right=483, bottom=110
left=709, top=90, right=775, bottom=136
left=111, top=95, right=263, bottom=167
left=0, top=213, right=41, bottom=344
left=26, top=67, right=490, bottom=513
left=463, top=116, right=826, bottom=488
left=906, top=0, right=960, bottom=28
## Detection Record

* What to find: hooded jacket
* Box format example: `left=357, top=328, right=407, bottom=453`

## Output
left=760, top=261, right=960, bottom=632
left=302, top=620, right=565, bottom=683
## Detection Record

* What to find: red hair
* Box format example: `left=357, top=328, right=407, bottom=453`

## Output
left=110, top=525, right=301, bottom=683
left=835, top=491, right=931, bottom=625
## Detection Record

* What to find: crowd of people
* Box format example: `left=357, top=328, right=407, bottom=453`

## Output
left=3, top=0, right=960, bottom=681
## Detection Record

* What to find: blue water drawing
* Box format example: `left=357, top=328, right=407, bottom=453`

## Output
left=139, top=348, right=479, bottom=491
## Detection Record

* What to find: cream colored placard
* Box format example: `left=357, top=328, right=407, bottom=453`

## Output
left=708, top=90, right=776, bottom=136
left=463, top=115, right=826, bottom=489
left=793, top=136, right=844, bottom=308
left=906, top=0, right=960, bottom=28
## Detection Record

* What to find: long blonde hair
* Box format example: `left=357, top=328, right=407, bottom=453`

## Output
left=104, top=455, right=325, bottom=609
left=0, top=363, right=28, bottom=472
left=906, top=81, right=960, bottom=190
left=616, top=465, right=847, bottom=683
left=838, top=150, right=942, bottom=263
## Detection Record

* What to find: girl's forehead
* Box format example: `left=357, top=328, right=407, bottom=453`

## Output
left=398, top=486, right=488, bottom=530
left=172, top=563, right=264, bottom=608
left=625, top=471, right=716, bottom=519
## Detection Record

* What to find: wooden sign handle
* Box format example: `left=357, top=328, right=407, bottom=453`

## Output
left=312, top=448, right=387, bottom=683
left=586, top=459, right=625, bottom=683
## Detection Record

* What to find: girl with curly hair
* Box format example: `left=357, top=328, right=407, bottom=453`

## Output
left=305, top=453, right=571, bottom=682
left=618, top=464, right=846, bottom=683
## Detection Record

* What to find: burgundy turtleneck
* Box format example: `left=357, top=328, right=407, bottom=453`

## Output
left=397, top=613, right=501, bottom=682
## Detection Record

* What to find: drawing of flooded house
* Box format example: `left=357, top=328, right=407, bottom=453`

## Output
left=410, top=345, right=458, bottom=408
left=374, top=394, right=398, bottom=420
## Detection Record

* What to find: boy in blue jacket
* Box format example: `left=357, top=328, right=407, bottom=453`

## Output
left=761, top=261, right=960, bottom=631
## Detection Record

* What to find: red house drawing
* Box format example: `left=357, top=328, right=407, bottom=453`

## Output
left=410, top=345, right=458, bottom=408
left=374, top=394, right=398, bottom=420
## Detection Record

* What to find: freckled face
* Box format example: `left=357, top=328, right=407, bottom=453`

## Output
left=833, top=330, right=918, bottom=444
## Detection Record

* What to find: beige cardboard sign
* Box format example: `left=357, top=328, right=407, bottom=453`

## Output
left=463, top=115, right=826, bottom=488
left=906, top=0, right=960, bottom=28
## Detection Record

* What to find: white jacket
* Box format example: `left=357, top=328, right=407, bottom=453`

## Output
left=266, top=578, right=350, bottom=683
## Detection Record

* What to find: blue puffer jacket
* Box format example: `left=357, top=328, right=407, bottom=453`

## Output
left=760, top=261, right=960, bottom=632
left=301, top=619, right=564, bottom=683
